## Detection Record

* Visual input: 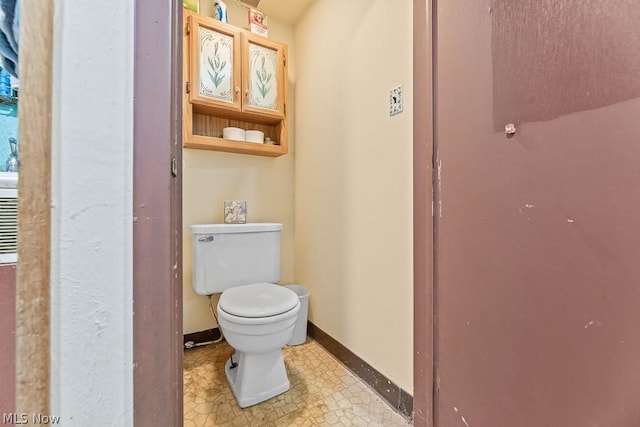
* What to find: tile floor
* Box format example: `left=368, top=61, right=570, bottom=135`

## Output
left=183, top=338, right=412, bottom=426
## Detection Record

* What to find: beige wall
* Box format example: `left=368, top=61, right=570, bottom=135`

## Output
left=183, top=1, right=297, bottom=334
left=294, top=0, right=414, bottom=391
left=184, top=0, right=414, bottom=393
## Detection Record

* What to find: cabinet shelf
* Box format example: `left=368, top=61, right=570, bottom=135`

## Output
left=185, top=134, right=286, bottom=157
left=185, top=112, right=287, bottom=157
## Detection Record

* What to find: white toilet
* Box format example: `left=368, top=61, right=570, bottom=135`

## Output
left=190, top=223, right=301, bottom=408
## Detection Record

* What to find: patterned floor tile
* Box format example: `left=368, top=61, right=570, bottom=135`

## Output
left=183, top=338, right=412, bottom=426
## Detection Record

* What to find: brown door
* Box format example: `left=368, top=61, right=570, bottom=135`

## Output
left=434, top=1, right=640, bottom=426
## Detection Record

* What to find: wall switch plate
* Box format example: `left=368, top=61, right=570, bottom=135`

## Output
left=390, top=85, right=403, bottom=116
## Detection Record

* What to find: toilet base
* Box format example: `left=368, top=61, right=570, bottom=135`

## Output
left=224, top=350, right=291, bottom=408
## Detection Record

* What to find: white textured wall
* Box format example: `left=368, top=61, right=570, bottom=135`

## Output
left=183, top=2, right=296, bottom=334
left=50, top=1, right=133, bottom=425
left=294, top=0, right=414, bottom=391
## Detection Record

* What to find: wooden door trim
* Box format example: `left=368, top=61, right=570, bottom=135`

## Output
left=413, top=0, right=435, bottom=426
left=15, top=0, right=53, bottom=416
left=15, top=1, right=184, bottom=422
left=133, top=0, right=183, bottom=425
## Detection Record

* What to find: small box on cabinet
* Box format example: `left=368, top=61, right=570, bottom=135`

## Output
left=248, top=9, right=268, bottom=37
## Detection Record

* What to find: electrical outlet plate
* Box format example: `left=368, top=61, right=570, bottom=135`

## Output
left=389, top=85, right=403, bottom=116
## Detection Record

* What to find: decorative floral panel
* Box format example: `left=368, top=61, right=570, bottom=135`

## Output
left=247, top=43, right=278, bottom=111
left=199, top=27, right=233, bottom=102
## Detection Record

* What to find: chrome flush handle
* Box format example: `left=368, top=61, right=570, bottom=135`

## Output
left=198, top=235, right=214, bottom=242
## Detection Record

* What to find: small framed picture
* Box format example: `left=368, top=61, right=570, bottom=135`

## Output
left=224, top=200, right=247, bottom=224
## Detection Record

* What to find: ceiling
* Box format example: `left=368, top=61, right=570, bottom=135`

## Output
left=239, top=0, right=315, bottom=24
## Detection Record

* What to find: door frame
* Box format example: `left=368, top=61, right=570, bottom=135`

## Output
left=412, top=0, right=435, bottom=426
left=132, top=0, right=183, bottom=425
left=15, top=0, right=54, bottom=416
left=15, top=0, right=185, bottom=423
left=135, top=0, right=436, bottom=423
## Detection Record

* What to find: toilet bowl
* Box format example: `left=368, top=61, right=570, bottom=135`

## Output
left=190, top=223, right=302, bottom=408
left=217, top=282, right=300, bottom=408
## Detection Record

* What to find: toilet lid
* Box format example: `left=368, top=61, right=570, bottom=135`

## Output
left=219, top=283, right=299, bottom=318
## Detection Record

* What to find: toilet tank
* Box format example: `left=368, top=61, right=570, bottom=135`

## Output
left=190, top=223, right=282, bottom=295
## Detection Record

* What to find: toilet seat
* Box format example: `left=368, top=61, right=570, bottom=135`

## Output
left=219, top=282, right=299, bottom=318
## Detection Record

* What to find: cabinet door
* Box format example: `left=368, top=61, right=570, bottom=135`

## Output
left=189, top=15, right=241, bottom=112
left=241, top=33, right=287, bottom=120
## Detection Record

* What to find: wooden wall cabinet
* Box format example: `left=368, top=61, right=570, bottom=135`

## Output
left=183, top=11, right=288, bottom=157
